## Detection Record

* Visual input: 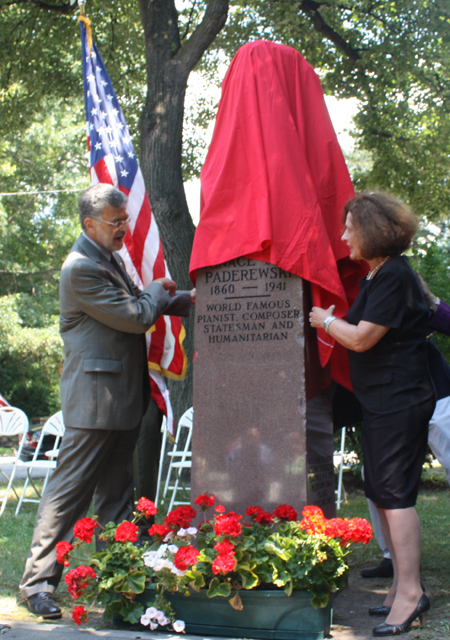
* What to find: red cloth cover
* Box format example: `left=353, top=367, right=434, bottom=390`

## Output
left=189, top=40, right=368, bottom=389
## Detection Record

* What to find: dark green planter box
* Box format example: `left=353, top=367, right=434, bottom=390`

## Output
left=138, top=588, right=333, bottom=640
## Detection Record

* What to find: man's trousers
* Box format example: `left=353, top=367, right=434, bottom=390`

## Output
left=20, top=424, right=140, bottom=598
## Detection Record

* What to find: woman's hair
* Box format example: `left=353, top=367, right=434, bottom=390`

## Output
left=344, top=192, right=419, bottom=260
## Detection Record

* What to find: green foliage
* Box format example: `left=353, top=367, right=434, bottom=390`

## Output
left=204, top=0, right=450, bottom=218
left=412, top=227, right=450, bottom=363
left=0, top=295, right=63, bottom=418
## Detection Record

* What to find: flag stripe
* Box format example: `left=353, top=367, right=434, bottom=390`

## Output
left=80, top=23, right=187, bottom=435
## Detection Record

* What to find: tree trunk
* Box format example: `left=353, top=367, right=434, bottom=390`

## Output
left=137, top=0, right=228, bottom=421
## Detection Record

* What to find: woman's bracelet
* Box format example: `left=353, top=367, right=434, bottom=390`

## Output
left=323, top=315, right=337, bottom=334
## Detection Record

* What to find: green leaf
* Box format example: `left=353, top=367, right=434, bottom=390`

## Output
left=207, top=578, right=231, bottom=598
left=122, top=571, right=146, bottom=594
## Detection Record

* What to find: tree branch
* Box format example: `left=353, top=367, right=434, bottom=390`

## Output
left=0, top=0, right=74, bottom=14
left=298, top=0, right=361, bottom=63
left=177, top=0, right=228, bottom=74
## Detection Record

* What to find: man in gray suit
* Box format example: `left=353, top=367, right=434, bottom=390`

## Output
left=20, top=183, right=193, bottom=618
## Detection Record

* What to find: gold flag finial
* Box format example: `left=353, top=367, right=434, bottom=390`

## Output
left=77, top=4, right=93, bottom=54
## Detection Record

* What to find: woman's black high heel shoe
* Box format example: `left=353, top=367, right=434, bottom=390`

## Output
left=372, top=593, right=430, bottom=637
left=369, top=605, right=391, bottom=617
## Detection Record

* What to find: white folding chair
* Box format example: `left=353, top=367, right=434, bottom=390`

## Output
left=333, top=426, right=347, bottom=510
left=154, top=415, right=167, bottom=507
left=15, top=411, right=65, bottom=515
left=163, top=407, right=193, bottom=512
left=0, top=407, right=29, bottom=517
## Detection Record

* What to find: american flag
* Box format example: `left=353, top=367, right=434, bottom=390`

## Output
left=80, top=19, right=186, bottom=435
left=0, top=393, right=9, bottom=408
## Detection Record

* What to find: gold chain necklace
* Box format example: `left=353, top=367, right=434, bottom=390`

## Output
left=366, top=257, right=391, bottom=280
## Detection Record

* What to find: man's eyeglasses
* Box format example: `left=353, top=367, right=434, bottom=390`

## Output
left=95, top=216, right=131, bottom=230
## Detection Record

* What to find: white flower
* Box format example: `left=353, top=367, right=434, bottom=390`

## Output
left=177, top=528, right=187, bottom=537
left=150, top=622, right=158, bottom=630
left=143, top=551, right=158, bottom=567
left=145, top=607, right=158, bottom=618
left=156, top=544, right=168, bottom=557
left=155, top=610, right=169, bottom=625
left=168, top=544, right=179, bottom=554
left=186, top=527, right=198, bottom=536
left=153, top=558, right=169, bottom=571
left=163, top=531, right=173, bottom=542
left=171, top=566, right=187, bottom=577
left=140, top=615, right=151, bottom=626
left=144, top=558, right=156, bottom=568
left=173, top=620, right=186, bottom=633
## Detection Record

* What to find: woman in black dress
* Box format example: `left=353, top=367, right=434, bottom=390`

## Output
left=310, top=193, right=435, bottom=637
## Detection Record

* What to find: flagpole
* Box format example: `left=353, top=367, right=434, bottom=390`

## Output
left=77, top=2, right=93, bottom=54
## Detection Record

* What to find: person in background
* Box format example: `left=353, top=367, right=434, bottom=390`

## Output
left=310, top=192, right=435, bottom=637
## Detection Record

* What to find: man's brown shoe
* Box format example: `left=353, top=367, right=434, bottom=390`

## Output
left=25, top=592, right=62, bottom=619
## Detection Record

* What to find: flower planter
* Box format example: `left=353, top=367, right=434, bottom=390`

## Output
left=138, top=587, right=333, bottom=640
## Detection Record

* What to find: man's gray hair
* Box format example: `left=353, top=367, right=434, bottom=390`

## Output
left=78, top=183, right=128, bottom=229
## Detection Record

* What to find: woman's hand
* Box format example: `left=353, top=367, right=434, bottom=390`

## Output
left=309, top=305, right=335, bottom=329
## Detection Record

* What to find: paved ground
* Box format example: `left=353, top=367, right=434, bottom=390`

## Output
left=0, top=570, right=428, bottom=640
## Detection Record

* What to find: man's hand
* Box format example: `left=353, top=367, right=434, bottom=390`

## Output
left=190, top=288, right=196, bottom=305
left=417, top=272, right=439, bottom=312
left=154, top=277, right=176, bottom=297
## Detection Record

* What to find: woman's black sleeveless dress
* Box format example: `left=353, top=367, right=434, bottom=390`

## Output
left=346, top=256, right=435, bottom=509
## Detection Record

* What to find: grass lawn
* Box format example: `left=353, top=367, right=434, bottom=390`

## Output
left=1, top=468, right=449, bottom=635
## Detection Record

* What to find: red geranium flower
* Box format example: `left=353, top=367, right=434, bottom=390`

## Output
left=65, top=565, right=97, bottom=599
left=273, top=504, right=298, bottom=521
left=173, top=544, right=200, bottom=571
left=299, top=505, right=327, bottom=535
left=164, top=505, right=197, bottom=530
left=346, top=518, right=373, bottom=545
left=212, top=552, right=236, bottom=575
left=194, top=494, right=215, bottom=509
left=136, top=497, right=157, bottom=518
left=255, top=510, right=274, bottom=525
left=55, top=541, right=73, bottom=566
left=148, top=524, right=172, bottom=540
left=72, top=605, right=89, bottom=625
left=114, top=521, right=139, bottom=543
left=213, top=512, right=242, bottom=538
left=215, top=504, right=226, bottom=513
left=214, top=538, right=235, bottom=555
left=73, top=517, right=98, bottom=544
left=245, top=506, right=263, bottom=518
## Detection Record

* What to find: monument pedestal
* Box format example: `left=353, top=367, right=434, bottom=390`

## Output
left=192, top=258, right=335, bottom=517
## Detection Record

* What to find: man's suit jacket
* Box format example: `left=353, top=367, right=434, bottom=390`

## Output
left=59, top=234, right=189, bottom=431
